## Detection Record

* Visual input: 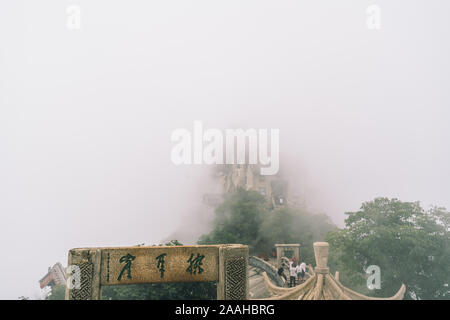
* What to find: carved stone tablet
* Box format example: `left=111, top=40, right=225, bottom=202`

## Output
left=100, top=246, right=219, bottom=285
left=66, top=244, right=248, bottom=300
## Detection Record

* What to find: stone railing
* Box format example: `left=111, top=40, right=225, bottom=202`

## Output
left=259, top=242, right=405, bottom=300
left=249, top=256, right=285, bottom=287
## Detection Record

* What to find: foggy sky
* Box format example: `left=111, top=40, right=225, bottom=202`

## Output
left=1, top=1, right=449, bottom=299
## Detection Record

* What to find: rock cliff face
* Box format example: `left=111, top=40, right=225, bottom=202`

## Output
left=218, top=164, right=288, bottom=207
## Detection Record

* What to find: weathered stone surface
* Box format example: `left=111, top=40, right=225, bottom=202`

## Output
left=248, top=266, right=271, bottom=299
left=217, top=245, right=249, bottom=300
left=66, top=244, right=249, bottom=300
left=100, top=246, right=219, bottom=285
left=259, top=242, right=406, bottom=300
left=249, top=256, right=284, bottom=287
left=65, top=249, right=102, bottom=300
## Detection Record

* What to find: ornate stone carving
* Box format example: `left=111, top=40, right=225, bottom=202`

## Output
left=67, top=244, right=248, bottom=300
left=225, top=257, right=247, bottom=300
left=69, top=262, right=93, bottom=300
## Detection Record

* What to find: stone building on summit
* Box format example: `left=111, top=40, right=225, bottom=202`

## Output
left=216, top=164, right=289, bottom=208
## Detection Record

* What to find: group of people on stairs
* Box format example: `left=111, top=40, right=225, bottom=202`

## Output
left=277, top=257, right=307, bottom=287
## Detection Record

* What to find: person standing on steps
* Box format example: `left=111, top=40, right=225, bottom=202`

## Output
left=295, top=262, right=302, bottom=283
left=298, top=260, right=306, bottom=283
left=289, top=263, right=297, bottom=287
left=277, top=263, right=287, bottom=282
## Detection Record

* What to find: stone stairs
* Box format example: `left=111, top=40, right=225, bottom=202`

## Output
left=248, top=266, right=272, bottom=299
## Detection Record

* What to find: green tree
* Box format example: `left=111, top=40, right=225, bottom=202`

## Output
left=326, top=197, right=450, bottom=300
left=260, top=207, right=336, bottom=263
left=199, top=189, right=336, bottom=264
left=198, top=189, right=269, bottom=253
left=46, top=285, right=66, bottom=300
